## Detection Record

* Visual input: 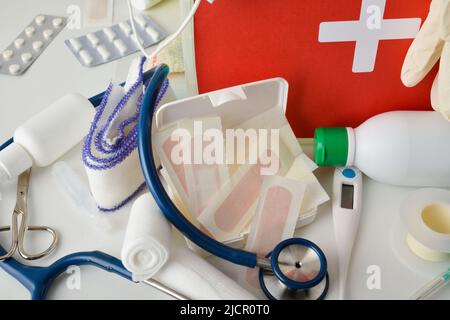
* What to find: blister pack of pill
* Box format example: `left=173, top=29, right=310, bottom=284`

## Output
left=0, top=15, right=67, bottom=76
left=65, top=14, right=166, bottom=67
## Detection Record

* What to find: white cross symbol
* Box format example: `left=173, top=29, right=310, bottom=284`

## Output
left=318, top=0, right=421, bottom=73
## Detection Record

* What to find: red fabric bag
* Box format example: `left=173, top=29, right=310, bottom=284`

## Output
left=194, top=0, right=436, bottom=137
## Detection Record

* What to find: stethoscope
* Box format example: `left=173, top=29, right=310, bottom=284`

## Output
left=137, top=64, right=330, bottom=300
left=0, top=65, right=329, bottom=300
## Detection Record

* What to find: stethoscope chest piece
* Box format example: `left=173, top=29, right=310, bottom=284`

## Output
left=259, top=238, right=329, bottom=300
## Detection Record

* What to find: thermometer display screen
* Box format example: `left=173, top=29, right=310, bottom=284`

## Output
left=341, top=184, right=354, bottom=209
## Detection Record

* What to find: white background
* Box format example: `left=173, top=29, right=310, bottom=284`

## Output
left=0, top=0, right=449, bottom=300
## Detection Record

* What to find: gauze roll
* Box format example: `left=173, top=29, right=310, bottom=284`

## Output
left=153, top=246, right=256, bottom=300
left=82, top=57, right=169, bottom=211
left=121, top=193, right=172, bottom=281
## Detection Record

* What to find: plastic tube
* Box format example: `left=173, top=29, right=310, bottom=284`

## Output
left=52, top=161, right=112, bottom=231
left=410, top=267, right=450, bottom=300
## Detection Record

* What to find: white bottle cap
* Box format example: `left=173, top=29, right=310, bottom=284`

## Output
left=0, top=142, right=33, bottom=182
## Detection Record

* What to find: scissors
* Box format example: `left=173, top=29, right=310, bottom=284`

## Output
left=0, top=68, right=189, bottom=300
left=0, top=245, right=188, bottom=300
left=0, top=169, right=58, bottom=261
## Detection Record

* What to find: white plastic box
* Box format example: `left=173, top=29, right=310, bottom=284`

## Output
left=155, top=78, right=318, bottom=253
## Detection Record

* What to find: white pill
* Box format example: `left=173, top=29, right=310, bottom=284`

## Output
left=2, top=50, right=13, bottom=60
left=32, top=41, right=44, bottom=51
left=21, top=52, right=33, bottom=63
left=134, top=15, right=147, bottom=28
left=43, top=29, right=54, bottom=39
left=25, top=26, right=35, bottom=37
left=97, top=45, right=111, bottom=60
left=113, top=39, right=127, bottom=54
left=103, top=27, right=116, bottom=41
left=80, top=50, right=94, bottom=66
left=35, top=15, right=46, bottom=26
left=146, top=27, right=160, bottom=41
left=14, top=38, right=25, bottom=48
left=69, top=38, right=82, bottom=52
left=86, top=33, right=100, bottom=46
left=9, top=64, right=21, bottom=75
left=53, top=18, right=63, bottom=28
left=119, top=22, right=132, bottom=35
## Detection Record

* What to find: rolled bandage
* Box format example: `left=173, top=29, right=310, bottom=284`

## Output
left=82, top=57, right=169, bottom=211
left=121, top=193, right=172, bottom=281
left=153, top=246, right=256, bottom=300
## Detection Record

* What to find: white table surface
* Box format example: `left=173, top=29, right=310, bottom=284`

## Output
left=0, top=0, right=449, bottom=300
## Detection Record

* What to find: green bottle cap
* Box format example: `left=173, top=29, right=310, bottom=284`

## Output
left=314, top=127, right=349, bottom=167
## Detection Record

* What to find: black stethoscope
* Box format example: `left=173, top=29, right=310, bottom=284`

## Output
left=137, top=65, right=329, bottom=300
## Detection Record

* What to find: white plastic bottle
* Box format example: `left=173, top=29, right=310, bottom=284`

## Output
left=314, top=111, right=450, bottom=187
left=0, top=93, right=95, bottom=182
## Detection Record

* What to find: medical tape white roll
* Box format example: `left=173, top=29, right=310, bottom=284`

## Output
left=121, top=193, right=172, bottom=282
left=82, top=57, right=169, bottom=211
left=401, top=188, right=450, bottom=261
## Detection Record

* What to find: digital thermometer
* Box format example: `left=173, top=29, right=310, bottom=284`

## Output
left=332, top=167, right=363, bottom=300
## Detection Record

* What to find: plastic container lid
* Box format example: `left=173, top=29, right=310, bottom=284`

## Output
left=155, top=78, right=288, bottom=129
left=314, top=127, right=349, bottom=167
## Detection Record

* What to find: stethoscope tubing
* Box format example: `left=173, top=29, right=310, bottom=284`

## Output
left=0, top=65, right=328, bottom=299
left=137, top=65, right=330, bottom=292
left=137, top=64, right=258, bottom=268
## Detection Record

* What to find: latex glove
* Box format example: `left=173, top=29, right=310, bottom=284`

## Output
left=401, top=0, right=450, bottom=120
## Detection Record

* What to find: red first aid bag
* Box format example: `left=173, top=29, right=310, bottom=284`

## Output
left=193, top=0, right=436, bottom=137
